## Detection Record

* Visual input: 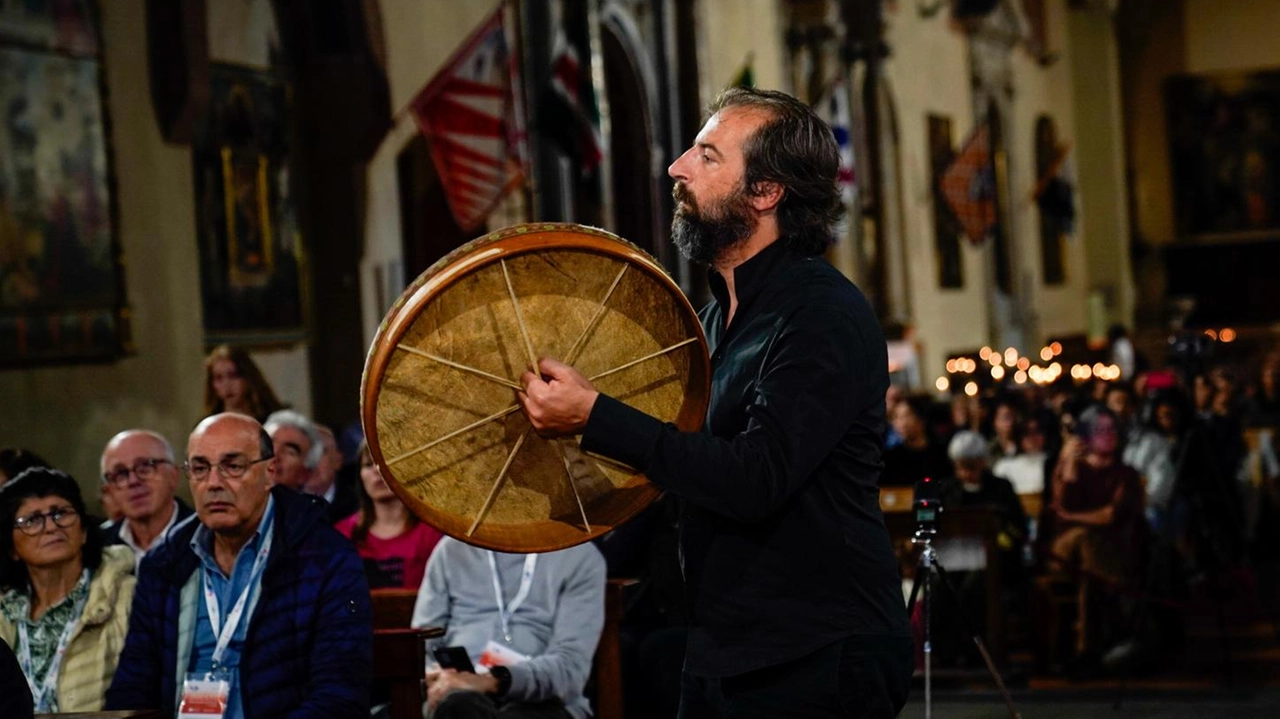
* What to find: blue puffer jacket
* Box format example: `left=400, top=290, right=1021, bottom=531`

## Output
left=104, top=487, right=372, bottom=718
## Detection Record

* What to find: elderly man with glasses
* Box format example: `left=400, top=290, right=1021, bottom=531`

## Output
left=105, top=413, right=372, bottom=719
left=99, top=430, right=195, bottom=571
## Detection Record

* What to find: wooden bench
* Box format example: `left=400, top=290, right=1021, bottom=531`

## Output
left=372, top=588, right=442, bottom=719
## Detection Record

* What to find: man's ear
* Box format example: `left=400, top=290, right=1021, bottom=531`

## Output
left=749, top=181, right=784, bottom=213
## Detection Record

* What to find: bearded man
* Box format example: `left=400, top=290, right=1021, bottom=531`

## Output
left=518, top=88, right=911, bottom=719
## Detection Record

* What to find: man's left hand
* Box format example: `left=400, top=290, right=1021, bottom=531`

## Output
left=425, top=669, right=499, bottom=712
left=518, top=358, right=599, bottom=437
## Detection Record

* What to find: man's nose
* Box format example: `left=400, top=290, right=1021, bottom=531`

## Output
left=668, top=148, right=692, bottom=181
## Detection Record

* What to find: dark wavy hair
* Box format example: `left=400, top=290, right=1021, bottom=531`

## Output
left=350, top=441, right=417, bottom=545
left=0, top=447, right=49, bottom=484
left=709, top=87, right=843, bottom=255
left=0, top=468, right=104, bottom=594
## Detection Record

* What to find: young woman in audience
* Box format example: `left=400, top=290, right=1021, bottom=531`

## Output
left=335, top=441, right=443, bottom=589
left=201, top=344, right=285, bottom=422
left=0, top=468, right=135, bottom=712
left=989, top=397, right=1023, bottom=460
left=882, top=396, right=951, bottom=486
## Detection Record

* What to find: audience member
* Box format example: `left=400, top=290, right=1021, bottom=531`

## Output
left=411, top=537, right=605, bottom=719
left=0, top=448, right=48, bottom=486
left=308, top=425, right=360, bottom=523
left=98, top=485, right=124, bottom=530
left=993, top=415, right=1052, bottom=497
left=335, top=441, right=443, bottom=589
left=1108, top=324, right=1138, bottom=380
left=884, top=384, right=905, bottom=449
left=263, top=409, right=324, bottom=492
left=988, top=396, right=1022, bottom=460
left=932, top=431, right=1028, bottom=666
left=99, top=430, right=195, bottom=571
left=203, top=345, right=285, bottom=422
left=0, top=468, right=136, bottom=712
left=1044, top=408, right=1144, bottom=661
left=943, top=431, right=1028, bottom=560
left=0, top=637, right=34, bottom=719
left=1245, top=350, right=1280, bottom=427
left=882, top=396, right=950, bottom=486
left=1120, top=396, right=1178, bottom=526
left=106, top=413, right=372, bottom=718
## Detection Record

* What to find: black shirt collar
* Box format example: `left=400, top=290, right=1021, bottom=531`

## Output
left=706, top=238, right=802, bottom=313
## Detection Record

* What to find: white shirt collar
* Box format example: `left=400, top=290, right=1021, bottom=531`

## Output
left=120, top=499, right=182, bottom=569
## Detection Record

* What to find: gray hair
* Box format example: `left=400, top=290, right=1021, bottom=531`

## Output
left=264, top=410, right=324, bottom=469
left=947, top=430, right=988, bottom=463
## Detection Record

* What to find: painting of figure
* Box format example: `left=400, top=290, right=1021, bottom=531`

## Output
left=193, top=63, right=302, bottom=344
left=1167, top=70, right=1280, bottom=239
left=0, top=42, right=123, bottom=365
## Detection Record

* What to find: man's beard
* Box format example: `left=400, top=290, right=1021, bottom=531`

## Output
left=671, top=182, right=755, bottom=265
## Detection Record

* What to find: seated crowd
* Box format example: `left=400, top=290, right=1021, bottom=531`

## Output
left=0, top=346, right=605, bottom=718
left=879, top=350, right=1280, bottom=676
left=3, top=339, right=1279, bottom=717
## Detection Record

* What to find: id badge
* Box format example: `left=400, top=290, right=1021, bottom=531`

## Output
left=178, top=673, right=230, bottom=719
left=477, top=639, right=531, bottom=669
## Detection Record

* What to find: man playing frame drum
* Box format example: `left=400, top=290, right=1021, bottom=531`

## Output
left=519, top=88, right=912, bottom=719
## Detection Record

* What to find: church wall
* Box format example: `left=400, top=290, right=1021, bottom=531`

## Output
left=1066, top=4, right=1132, bottom=336
left=1184, top=0, right=1280, bottom=74
left=883, top=3, right=991, bottom=386
left=0, top=0, right=312, bottom=508
left=696, top=0, right=788, bottom=104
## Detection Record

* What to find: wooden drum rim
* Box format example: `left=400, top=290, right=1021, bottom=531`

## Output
left=360, top=222, right=711, bottom=552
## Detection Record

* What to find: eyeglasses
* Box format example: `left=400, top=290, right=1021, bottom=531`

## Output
left=183, top=456, right=272, bottom=482
left=13, top=506, right=80, bottom=536
left=102, top=458, right=173, bottom=487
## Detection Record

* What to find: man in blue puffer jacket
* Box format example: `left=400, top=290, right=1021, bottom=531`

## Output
left=106, top=413, right=372, bottom=718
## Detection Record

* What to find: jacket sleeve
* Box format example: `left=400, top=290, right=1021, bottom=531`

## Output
left=282, top=542, right=373, bottom=719
left=582, top=305, right=869, bottom=524
left=104, top=556, right=166, bottom=712
left=505, top=547, right=605, bottom=704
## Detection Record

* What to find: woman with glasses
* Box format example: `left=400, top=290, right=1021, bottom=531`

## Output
left=0, top=468, right=136, bottom=712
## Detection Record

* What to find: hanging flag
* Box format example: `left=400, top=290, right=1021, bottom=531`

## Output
left=940, top=123, right=997, bottom=244
left=541, top=0, right=602, bottom=176
left=408, top=6, right=525, bottom=232
left=818, top=76, right=857, bottom=210
left=730, top=53, right=755, bottom=89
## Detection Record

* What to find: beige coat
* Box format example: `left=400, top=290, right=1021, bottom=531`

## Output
left=0, top=545, right=136, bottom=712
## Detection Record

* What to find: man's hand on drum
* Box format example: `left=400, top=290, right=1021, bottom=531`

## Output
left=518, top=358, right=599, bottom=437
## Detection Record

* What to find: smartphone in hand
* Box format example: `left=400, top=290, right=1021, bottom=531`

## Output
left=432, top=646, right=476, bottom=674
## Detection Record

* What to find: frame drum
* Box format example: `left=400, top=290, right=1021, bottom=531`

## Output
left=361, top=223, right=710, bottom=552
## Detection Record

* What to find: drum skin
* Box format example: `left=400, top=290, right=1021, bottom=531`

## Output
left=361, top=223, right=710, bottom=552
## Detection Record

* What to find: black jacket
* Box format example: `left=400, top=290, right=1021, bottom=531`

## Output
left=584, top=242, right=908, bottom=677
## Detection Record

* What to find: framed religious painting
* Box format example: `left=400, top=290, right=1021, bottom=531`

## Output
left=1166, top=70, right=1280, bottom=241
left=0, top=1, right=130, bottom=367
left=192, top=63, right=304, bottom=345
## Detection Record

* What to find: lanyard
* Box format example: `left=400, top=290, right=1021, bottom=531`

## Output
left=16, top=569, right=90, bottom=712
left=486, top=552, right=537, bottom=644
left=202, top=518, right=274, bottom=669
